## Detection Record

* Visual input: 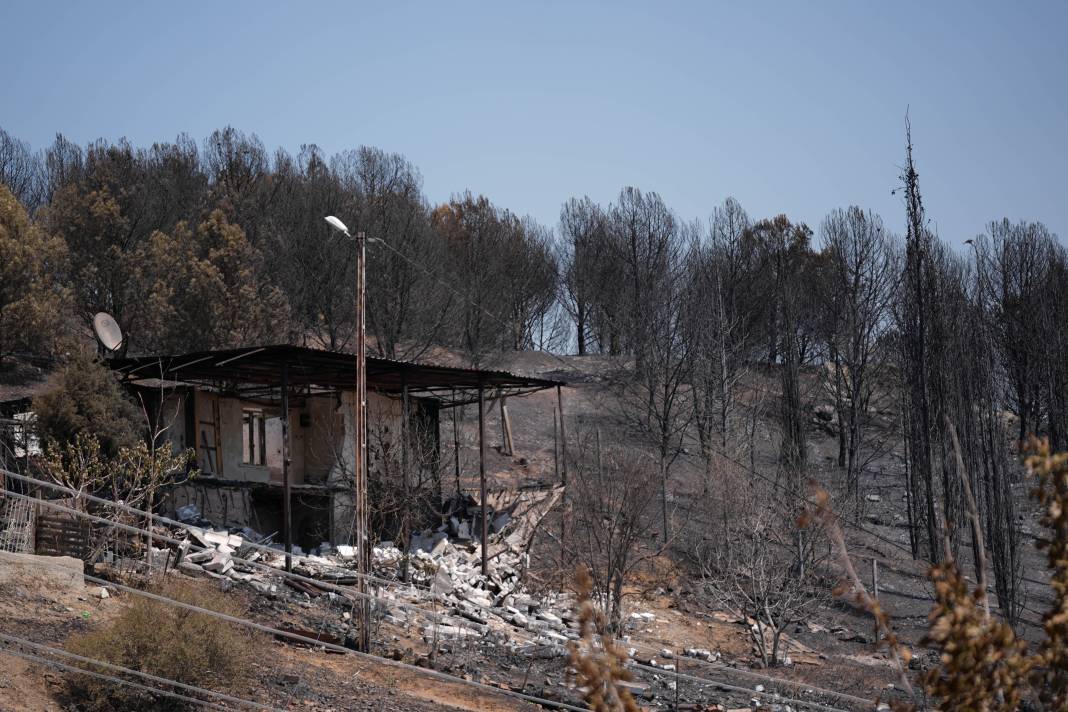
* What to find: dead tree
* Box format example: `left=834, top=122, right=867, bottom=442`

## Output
left=686, top=198, right=758, bottom=465
left=898, top=117, right=942, bottom=562
left=609, top=212, right=693, bottom=543
left=558, top=196, right=609, bottom=355
left=819, top=207, right=897, bottom=498
left=567, top=432, right=664, bottom=632
left=745, top=216, right=813, bottom=495
left=688, top=482, right=828, bottom=668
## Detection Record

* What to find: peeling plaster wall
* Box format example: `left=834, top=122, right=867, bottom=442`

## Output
left=164, top=483, right=254, bottom=529
left=177, top=385, right=437, bottom=544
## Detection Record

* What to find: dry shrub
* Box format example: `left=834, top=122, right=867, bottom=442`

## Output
left=810, top=440, right=1068, bottom=710
left=567, top=566, right=641, bottom=712
left=1025, top=438, right=1068, bottom=708
left=64, top=580, right=262, bottom=711
left=921, top=561, right=1030, bottom=711
left=803, top=489, right=915, bottom=702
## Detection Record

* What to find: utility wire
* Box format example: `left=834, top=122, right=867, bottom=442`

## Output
left=2, top=478, right=871, bottom=709
left=626, top=659, right=857, bottom=712
left=1, top=643, right=230, bottom=711
left=0, top=547, right=594, bottom=711
left=0, top=538, right=864, bottom=712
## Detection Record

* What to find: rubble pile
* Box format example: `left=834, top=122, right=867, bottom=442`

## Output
left=162, top=486, right=580, bottom=649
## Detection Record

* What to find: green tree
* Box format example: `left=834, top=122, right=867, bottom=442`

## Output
left=0, top=185, right=70, bottom=362
left=33, top=353, right=140, bottom=455
left=133, top=210, right=291, bottom=352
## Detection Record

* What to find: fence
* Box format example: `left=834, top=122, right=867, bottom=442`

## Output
left=0, top=495, right=35, bottom=554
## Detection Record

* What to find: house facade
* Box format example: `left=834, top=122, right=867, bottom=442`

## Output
left=109, top=345, right=560, bottom=550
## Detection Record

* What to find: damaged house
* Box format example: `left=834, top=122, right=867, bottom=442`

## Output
left=104, top=345, right=563, bottom=552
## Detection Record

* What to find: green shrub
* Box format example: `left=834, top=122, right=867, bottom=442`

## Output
left=33, top=352, right=140, bottom=456
left=64, top=581, right=261, bottom=711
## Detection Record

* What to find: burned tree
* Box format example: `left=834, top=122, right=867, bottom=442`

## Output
left=688, top=481, right=828, bottom=668
left=745, top=215, right=814, bottom=493
left=567, top=432, right=663, bottom=632
left=898, top=118, right=942, bottom=562
left=819, top=207, right=897, bottom=497
left=558, top=197, right=608, bottom=356
left=685, top=197, right=759, bottom=464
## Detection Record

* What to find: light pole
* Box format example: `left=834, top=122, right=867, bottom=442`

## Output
left=324, top=215, right=370, bottom=652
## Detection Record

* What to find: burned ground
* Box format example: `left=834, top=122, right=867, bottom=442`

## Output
left=0, top=352, right=1053, bottom=711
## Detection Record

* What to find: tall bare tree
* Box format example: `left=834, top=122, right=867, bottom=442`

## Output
left=819, top=207, right=897, bottom=497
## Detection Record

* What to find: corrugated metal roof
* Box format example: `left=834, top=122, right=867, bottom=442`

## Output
left=108, top=345, right=562, bottom=405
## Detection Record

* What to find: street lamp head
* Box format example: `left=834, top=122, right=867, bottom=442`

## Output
left=324, top=215, right=351, bottom=237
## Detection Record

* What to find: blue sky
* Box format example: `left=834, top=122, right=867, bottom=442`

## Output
left=3, top=1, right=1065, bottom=244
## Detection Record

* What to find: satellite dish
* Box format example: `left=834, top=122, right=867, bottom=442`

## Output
left=92, top=312, right=125, bottom=356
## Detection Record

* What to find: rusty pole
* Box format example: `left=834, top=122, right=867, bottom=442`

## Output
left=400, top=372, right=410, bottom=583
left=451, top=389, right=462, bottom=495
left=282, top=364, right=292, bottom=573
left=556, top=385, right=567, bottom=560
left=354, top=230, right=370, bottom=653
left=478, top=384, right=488, bottom=576
left=553, top=406, right=562, bottom=578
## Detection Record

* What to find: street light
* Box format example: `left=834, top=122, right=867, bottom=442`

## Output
left=324, top=215, right=351, bottom=237
left=324, top=214, right=371, bottom=652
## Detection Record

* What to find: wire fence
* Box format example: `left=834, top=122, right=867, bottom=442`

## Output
left=0, top=494, right=34, bottom=554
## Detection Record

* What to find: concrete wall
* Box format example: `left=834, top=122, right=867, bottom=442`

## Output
left=176, top=385, right=438, bottom=544
left=164, top=483, right=254, bottom=529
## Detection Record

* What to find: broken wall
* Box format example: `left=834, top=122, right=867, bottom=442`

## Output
left=164, top=483, right=254, bottom=529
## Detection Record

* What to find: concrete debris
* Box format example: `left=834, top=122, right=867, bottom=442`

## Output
left=159, top=486, right=598, bottom=653
left=684, top=647, right=719, bottom=662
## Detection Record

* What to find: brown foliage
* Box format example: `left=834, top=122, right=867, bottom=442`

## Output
left=1025, top=439, right=1068, bottom=707
left=921, top=561, right=1030, bottom=711
left=567, top=566, right=642, bottom=712
left=811, top=440, right=1068, bottom=710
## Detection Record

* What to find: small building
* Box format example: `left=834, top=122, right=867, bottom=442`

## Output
left=106, top=345, right=562, bottom=551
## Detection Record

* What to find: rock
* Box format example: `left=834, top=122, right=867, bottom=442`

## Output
left=866, top=493, right=881, bottom=503
left=96, top=587, right=110, bottom=599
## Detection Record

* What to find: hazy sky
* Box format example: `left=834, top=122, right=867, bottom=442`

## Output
left=3, top=1, right=1065, bottom=244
